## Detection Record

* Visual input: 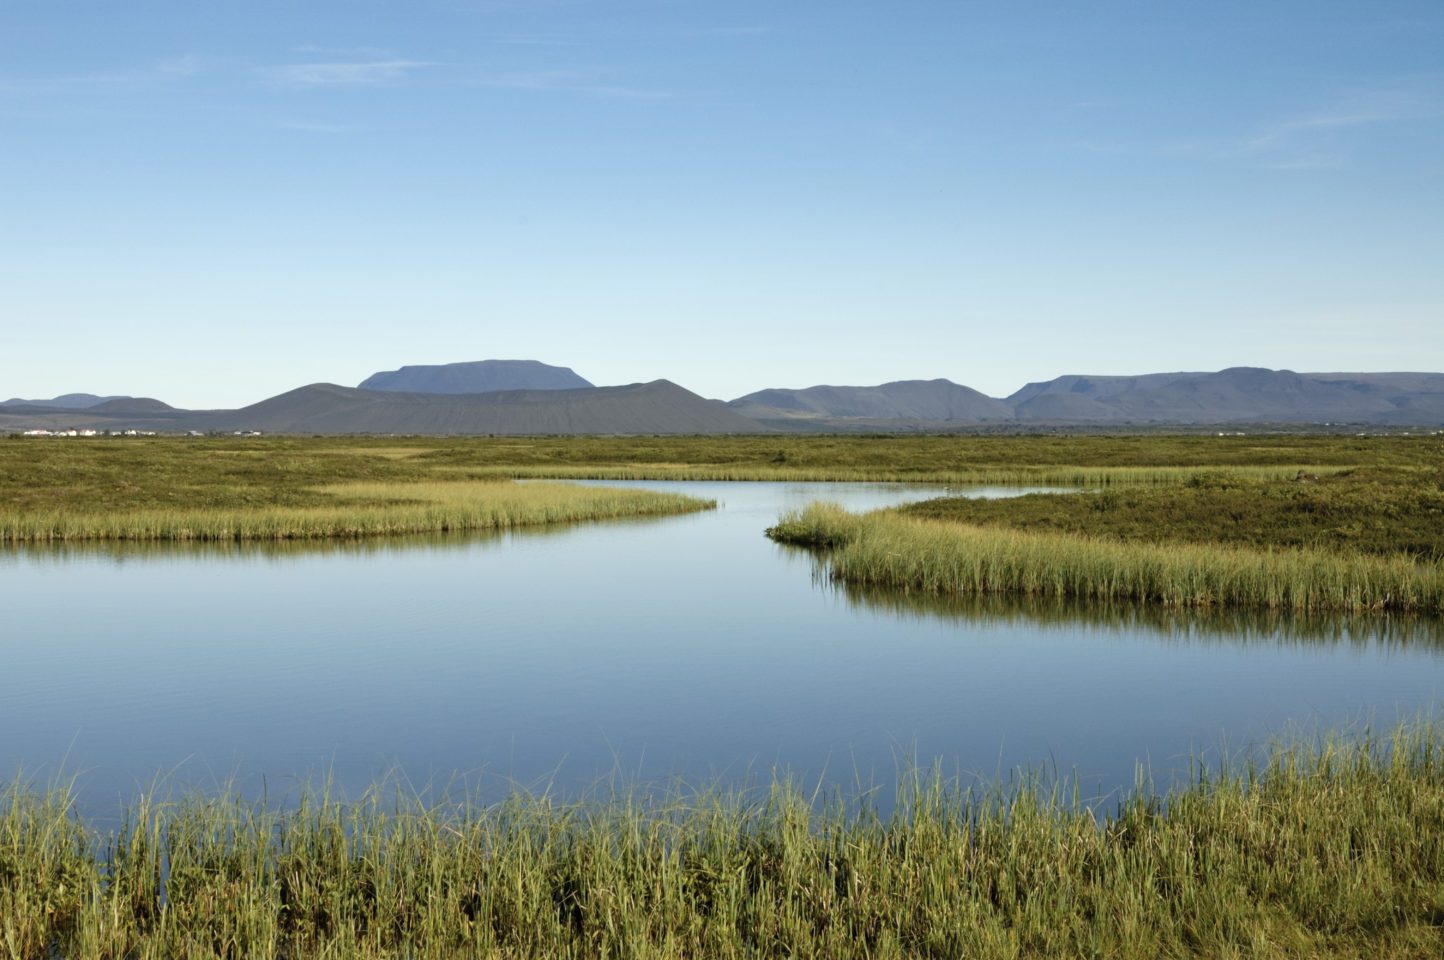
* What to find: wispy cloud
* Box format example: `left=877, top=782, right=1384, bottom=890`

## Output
left=474, top=69, right=682, bottom=100
left=269, top=116, right=376, bottom=134
left=0, top=71, right=146, bottom=96
left=683, top=25, right=775, bottom=39
left=490, top=33, right=584, bottom=47
left=156, top=55, right=204, bottom=77
left=1230, top=85, right=1442, bottom=168
left=1077, top=79, right=1442, bottom=171
left=260, top=59, right=437, bottom=88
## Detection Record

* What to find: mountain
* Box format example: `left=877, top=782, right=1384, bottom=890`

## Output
left=195, top=381, right=763, bottom=434
left=729, top=379, right=1013, bottom=425
left=87, top=397, right=176, bottom=415
left=359, top=360, right=593, bottom=394
left=4, top=368, right=1443, bottom=435
left=2, top=393, right=129, bottom=409
left=1008, top=368, right=1444, bottom=424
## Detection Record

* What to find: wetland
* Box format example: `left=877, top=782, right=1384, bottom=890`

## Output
left=3, top=435, right=1443, bottom=957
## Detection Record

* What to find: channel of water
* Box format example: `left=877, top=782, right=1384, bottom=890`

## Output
left=3, top=480, right=1440, bottom=812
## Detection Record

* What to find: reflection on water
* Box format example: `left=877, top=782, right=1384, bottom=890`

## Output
left=2, top=480, right=1440, bottom=813
left=825, top=575, right=1444, bottom=651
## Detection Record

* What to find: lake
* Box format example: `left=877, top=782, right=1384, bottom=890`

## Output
left=3, top=480, right=1441, bottom=812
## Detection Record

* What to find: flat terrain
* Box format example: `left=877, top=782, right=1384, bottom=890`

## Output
left=901, top=467, right=1444, bottom=561
left=3, top=432, right=1439, bottom=539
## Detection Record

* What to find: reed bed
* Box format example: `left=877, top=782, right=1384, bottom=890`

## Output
left=447, top=462, right=1351, bottom=486
left=4, top=726, right=1443, bottom=959
left=769, top=503, right=1444, bottom=613
left=0, top=481, right=712, bottom=543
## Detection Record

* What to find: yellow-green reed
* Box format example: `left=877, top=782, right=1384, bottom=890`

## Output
left=770, top=502, right=1444, bottom=613
left=4, top=724, right=1443, bottom=958
left=0, top=480, right=712, bottom=543
left=445, top=462, right=1352, bottom=485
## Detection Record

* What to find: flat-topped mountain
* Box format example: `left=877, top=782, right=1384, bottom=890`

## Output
left=359, top=360, right=592, bottom=394
left=729, top=379, right=1013, bottom=424
left=197, top=380, right=762, bottom=435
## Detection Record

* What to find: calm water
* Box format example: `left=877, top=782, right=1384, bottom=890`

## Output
left=3, top=480, right=1441, bottom=811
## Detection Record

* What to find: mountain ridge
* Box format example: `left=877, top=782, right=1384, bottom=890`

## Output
left=359, top=360, right=592, bottom=394
left=5, top=366, right=1444, bottom=434
left=190, top=380, right=762, bottom=434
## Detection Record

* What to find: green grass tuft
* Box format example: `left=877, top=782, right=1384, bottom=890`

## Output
left=4, top=726, right=1443, bottom=958
left=769, top=502, right=1444, bottom=613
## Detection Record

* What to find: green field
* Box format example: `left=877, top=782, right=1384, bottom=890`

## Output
left=5, top=726, right=1442, bottom=959
left=899, top=467, right=1444, bottom=561
left=0, top=479, right=712, bottom=543
left=4, top=433, right=1439, bottom=513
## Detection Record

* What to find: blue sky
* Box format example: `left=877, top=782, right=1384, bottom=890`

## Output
left=2, top=1, right=1441, bottom=407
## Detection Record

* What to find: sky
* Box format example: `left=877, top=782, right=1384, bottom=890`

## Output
left=2, top=1, right=1441, bottom=408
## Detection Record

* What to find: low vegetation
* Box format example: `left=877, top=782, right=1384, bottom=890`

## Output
left=900, top=467, right=1444, bottom=561
left=0, top=480, right=712, bottom=542
left=770, top=502, right=1444, bottom=614
left=4, top=725, right=1442, bottom=959
left=450, top=462, right=1354, bottom=485
left=4, top=433, right=1439, bottom=508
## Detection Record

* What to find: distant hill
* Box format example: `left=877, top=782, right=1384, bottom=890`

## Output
left=1008, top=368, right=1444, bottom=424
left=87, top=397, right=176, bottom=415
left=729, top=379, right=1013, bottom=424
left=4, top=367, right=1443, bottom=434
left=2, top=393, right=129, bottom=409
left=196, top=381, right=763, bottom=434
left=359, top=360, right=593, bottom=394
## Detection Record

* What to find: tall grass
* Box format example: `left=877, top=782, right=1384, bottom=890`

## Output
left=770, top=503, right=1444, bottom=613
left=4, top=726, right=1443, bottom=958
left=447, top=462, right=1352, bottom=485
left=0, top=481, right=712, bottom=543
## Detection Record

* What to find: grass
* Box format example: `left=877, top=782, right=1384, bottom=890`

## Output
left=4, top=725, right=1443, bottom=959
left=900, top=466, right=1444, bottom=561
left=0, top=480, right=713, bottom=542
left=4, top=434, right=1440, bottom=510
left=444, top=462, right=1357, bottom=485
left=769, top=502, right=1444, bottom=613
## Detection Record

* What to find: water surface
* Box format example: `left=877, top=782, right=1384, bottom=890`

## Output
left=3, top=481, right=1440, bottom=811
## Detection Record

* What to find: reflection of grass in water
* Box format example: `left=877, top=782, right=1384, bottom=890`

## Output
left=0, top=480, right=713, bottom=543
left=5, top=724, right=1444, bottom=958
left=771, top=503, right=1444, bottom=614
left=829, top=576, right=1444, bottom=650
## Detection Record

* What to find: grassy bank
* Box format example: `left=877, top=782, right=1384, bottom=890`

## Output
left=4, top=726, right=1443, bottom=959
left=0, top=480, right=712, bottom=542
left=769, top=503, right=1444, bottom=613
left=900, top=466, right=1444, bottom=561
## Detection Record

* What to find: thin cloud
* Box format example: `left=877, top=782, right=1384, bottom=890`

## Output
left=270, top=117, right=376, bottom=134
left=156, top=55, right=204, bottom=76
left=490, top=33, right=584, bottom=47
left=475, top=70, right=680, bottom=100
left=1078, top=80, right=1442, bottom=171
left=683, top=25, right=776, bottom=38
left=260, top=60, right=437, bottom=88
